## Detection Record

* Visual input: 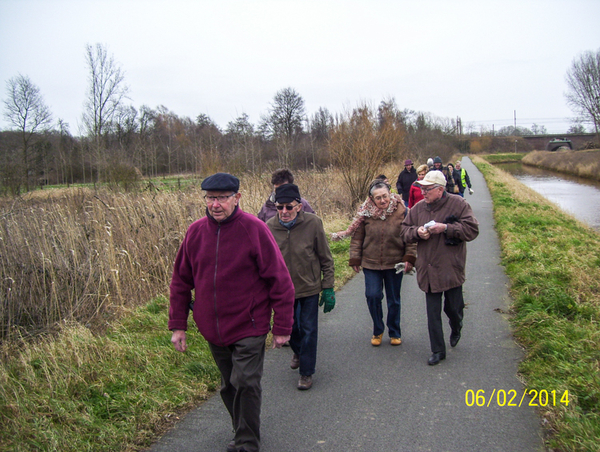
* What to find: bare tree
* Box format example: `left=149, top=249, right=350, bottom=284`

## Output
left=308, top=107, right=333, bottom=169
left=195, top=113, right=223, bottom=175
left=329, top=103, right=406, bottom=208
left=265, top=87, right=306, bottom=166
left=55, top=119, right=77, bottom=186
left=113, top=104, right=138, bottom=153
left=565, top=49, right=600, bottom=138
left=3, top=74, right=53, bottom=191
left=81, top=43, right=129, bottom=181
left=530, top=123, right=547, bottom=135
left=226, top=113, right=258, bottom=173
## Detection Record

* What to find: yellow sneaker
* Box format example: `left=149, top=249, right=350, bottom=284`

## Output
left=390, top=337, right=402, bottom=346
left=371, top=334, right=383, bottom=346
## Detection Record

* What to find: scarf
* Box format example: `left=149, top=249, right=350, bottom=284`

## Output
left=331, top=193, right=402, bottom=240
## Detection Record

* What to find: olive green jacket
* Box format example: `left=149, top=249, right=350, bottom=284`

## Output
left=267, top=211, right=335, bottom=299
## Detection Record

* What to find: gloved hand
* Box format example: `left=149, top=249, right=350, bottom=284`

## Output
left=319, top=288, right=336, bottom=313
left=469, top=188, right=474, bottom=195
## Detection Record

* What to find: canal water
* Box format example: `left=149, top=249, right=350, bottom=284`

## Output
left=496, top=162, right=600, bottom=230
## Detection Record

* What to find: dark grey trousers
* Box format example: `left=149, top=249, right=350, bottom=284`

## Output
left=209, top=334, right=267, bottom=452
left=425, top=286, right=464, bottom=354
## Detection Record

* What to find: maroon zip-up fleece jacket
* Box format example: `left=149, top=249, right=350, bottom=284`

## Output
left=168, top=206, right=295, bottom=346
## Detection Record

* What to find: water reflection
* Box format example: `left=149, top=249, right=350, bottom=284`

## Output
left=496, top=162, right=600, bottom=230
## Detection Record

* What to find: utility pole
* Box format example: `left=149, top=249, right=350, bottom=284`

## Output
left=514, top=110, right=517, bottom=133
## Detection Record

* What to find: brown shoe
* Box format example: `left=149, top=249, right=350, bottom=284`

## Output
left=290, top=353, right=300, bottom=369
left=390, top=337, right=402, bottom=346
left=298, top=375, right=313, bottom=390
left=371, top=334, right=383, bottom=346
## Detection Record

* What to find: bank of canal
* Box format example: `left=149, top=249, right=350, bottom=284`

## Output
left=495, top=161, right=600, bottom=230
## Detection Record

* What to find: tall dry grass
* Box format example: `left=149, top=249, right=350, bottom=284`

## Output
left=0, top=188, right=198, bottom=340
left=0, top=166, right=395, bottom=341
left=521, top=148, right=600, bottom=181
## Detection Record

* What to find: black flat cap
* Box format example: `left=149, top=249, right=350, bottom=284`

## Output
left=201, top=173, right=240, bottom=192
left=275, top=184, right=301, bottom=204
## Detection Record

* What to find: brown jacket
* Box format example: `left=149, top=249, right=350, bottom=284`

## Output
left=401, top=192, right=479, bottom=293
left=349, top=202, right=417, bottom=270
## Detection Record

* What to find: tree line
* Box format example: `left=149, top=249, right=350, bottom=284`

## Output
left=0, top=44, right=465, bottom=197
left=2, top=43, right=598, bottom=197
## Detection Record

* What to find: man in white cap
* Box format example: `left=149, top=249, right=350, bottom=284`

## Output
left=401, top=171, right=479, bottom=365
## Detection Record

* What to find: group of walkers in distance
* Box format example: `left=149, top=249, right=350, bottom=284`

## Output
left=168, top=158, right=479, bottom=452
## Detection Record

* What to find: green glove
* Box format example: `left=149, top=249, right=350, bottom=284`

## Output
left=319, top=288, right=336, bottom=313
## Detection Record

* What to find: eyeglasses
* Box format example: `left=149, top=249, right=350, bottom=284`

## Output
left=204, top=193, right=235, bottom=203
left=276, top=204, right=299, bottom=211
left=420, top=186, right=440, bottom=193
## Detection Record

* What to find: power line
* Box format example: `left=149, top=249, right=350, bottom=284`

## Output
left=463, top=117, right=576, bottom=124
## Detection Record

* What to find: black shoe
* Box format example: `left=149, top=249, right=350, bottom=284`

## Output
left=428, top=352, right=446, bottom=365
left=450, top=332, right=461, bottom=347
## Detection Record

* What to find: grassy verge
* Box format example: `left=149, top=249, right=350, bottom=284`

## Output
left=0, top=296, right=220, bottom=451
left=479, top=152, right=525, bottom=164
left=0, top=231, right=352, bottom=451
left=472, top=156, right=600, bottom=451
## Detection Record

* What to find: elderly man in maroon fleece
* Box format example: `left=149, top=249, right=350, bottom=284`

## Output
left=169, top=172, right=295, bottom=452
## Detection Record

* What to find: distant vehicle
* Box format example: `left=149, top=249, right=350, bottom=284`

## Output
left=546, top=138, right=573, bottom=152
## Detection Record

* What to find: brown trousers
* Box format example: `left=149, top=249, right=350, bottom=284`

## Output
left=209, top=334, right=267, bottom=452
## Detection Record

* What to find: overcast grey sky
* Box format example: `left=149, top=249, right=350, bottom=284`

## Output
left=1, top=0, right=599, bottom=135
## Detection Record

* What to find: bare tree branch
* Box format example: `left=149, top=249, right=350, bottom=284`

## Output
left=565, top=48, right=600, bottom=137
left=3, top=74, right=53, bottom=191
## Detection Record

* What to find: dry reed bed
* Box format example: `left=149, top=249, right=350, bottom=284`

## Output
left=522, top=148, right=600, bottom=181
left=0, top=167, right=371, bottom=341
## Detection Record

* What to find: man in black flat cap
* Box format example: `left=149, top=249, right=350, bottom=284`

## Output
left=266, top=184, right=335, bottom=391
left=169, top=172, right=295, bottom=452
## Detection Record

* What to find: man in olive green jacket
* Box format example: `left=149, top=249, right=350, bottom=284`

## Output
left=267, top=183, right=335, bottom=390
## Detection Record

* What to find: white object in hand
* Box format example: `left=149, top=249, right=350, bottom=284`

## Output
left=394, top=262, right=415, bottom=275
left=424, top=220, right=436, bottom=230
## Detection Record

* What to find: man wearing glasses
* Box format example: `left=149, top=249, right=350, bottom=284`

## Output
left=266, top=184, right=335, bottom=391
left=169, top=172, right=295, bottom=452
left=401, top=170, right=479, bottom=366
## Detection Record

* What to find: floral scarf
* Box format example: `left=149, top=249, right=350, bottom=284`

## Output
left=331, top=193, right=402, bottom=240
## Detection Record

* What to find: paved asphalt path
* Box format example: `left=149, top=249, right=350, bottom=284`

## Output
left=148, top=158, right=545, bottom=452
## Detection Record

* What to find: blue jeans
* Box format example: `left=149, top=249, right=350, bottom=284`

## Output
left=363, top=268, right=403, bottom=338
left=289, top=294, right=319, bottom=376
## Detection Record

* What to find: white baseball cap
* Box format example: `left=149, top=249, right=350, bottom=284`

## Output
left=416, top=170, right=446, bottom=186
